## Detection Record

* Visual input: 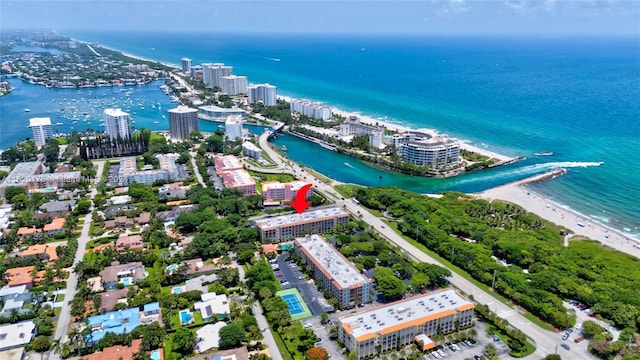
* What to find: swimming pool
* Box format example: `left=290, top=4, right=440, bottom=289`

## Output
left=120, top=277, right=132, bottom=286
left=172, top=286, right=183, bottom=294
left=151, top=349, right=160, bottom=360
left=166, top=264, right=178, bottom=274
left=179, top=310, right=193, bottom=325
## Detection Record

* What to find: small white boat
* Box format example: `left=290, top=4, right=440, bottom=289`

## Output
left=24, top=108, right=30, bottom=112
left=153, top=121, right=159, bottom=124
left=344, top=162, right=353, bottom=168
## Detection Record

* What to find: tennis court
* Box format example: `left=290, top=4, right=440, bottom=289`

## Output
left=276, top=288, right=312, bottom=320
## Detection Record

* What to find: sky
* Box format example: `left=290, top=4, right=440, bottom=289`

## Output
left=1, top=0, right=639, bottom=36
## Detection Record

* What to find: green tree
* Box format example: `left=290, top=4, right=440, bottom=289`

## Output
left=173, top=328, right=197, bottom=355
left=218, top=323, right=246, bottom=349
left=31, top=336, right=52, bottom=352
left=376, top=275, right=407, bottom=300
left=583, top=320, right=606, bottom=339
left=4, top=186, right=26, bottom=201
left=75, top=199, right=92, bottom=214
left=542, top=355, right=561, bottom=360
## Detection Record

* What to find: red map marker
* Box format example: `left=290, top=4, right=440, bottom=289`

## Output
left=291, top=183, right=313, bottom=214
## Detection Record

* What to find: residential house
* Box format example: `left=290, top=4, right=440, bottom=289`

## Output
left=0, top=285, right=32, bottom=318
left=99, top=262, right=146, bottom=290
left=115, top=234, right=144, bottom=251
left=5, top=266, right=36, bottom=288
left=69, top=339, right=142, bottom=360
left=16, top=227, right=41, bottom=241
left=105, top=204, right=136, bottom=218
left=187, top=347, right=249, bottom=360
left=99, top=288, right=129, bottom=312
left=140, top=302, right=162, bottom=325
left=193, top=293, right=230, bottom=321
left=86, top=307, right=140, bottom=343
left=195, top=322, right=227, bottom=354
left=39, top=200, right=76, bottom=213
left=0, top=321, right=35, bottom=351
left=43, top=218, right=66, bottom=236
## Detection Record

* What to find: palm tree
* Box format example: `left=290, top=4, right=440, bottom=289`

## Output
left=9, top=308, right=20, bottom=323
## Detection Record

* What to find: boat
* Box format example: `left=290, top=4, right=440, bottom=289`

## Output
left=55, top=122, right=63, bottom=126
left=24, top=108, right=30, bottom=112
left=344, top=162, right=353, bottom=168
left=281, top=145, right=288, bottom=152
left=535, top=151, right=554, bottom=156
left=153, top=121, right=159, bottom=124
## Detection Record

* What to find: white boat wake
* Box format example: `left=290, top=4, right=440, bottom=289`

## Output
left=452, top=161, right=604, bottom=187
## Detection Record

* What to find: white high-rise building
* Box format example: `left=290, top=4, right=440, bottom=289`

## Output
left=220, top=75, right=248, bottom=95
left=248, top=83, right=277, bottom=106
left=181, top=58, right=192, bottom=74
left=224, top=115, right=243, bottom=141
left=168, top=105, right=199, bottom=140
left=290, top=99, right=331, bottom=121
left=103, top=108, right=131, bottom=140
left=202, top=63, right=232, bottom=88
left=29, top=117, right=53, bottom=146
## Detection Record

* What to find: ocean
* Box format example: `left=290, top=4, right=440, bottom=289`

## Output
left=1, top=31, right=638, bottom=237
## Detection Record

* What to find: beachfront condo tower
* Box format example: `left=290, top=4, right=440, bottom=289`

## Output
left=220, top=75, right=248, bottom=95
left=168, top=105, right=199, bottom=140
left=181, top=57, right=192, bottom=74
left=103, top=108, right=131, bottom=140
left=248, top=83, right=277, bottom=106
left=29, top=117, right=53, bottom=146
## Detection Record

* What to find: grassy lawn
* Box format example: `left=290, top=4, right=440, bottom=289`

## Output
left=334, top=184, right=365, bottom=198
left=271, top=330, right=295, bottom=360
left=248, top=170, right=295, bottom=183
left=54, top=307, right=61, bottom=316
left=56, top=294, right=65, bottom=302
left=302, top=167, right=331, bottom=183
left=383, top=220, right=555, bottom=332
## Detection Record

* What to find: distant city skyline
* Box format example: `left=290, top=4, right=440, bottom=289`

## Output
left=1, top=0, right=638, bottom=36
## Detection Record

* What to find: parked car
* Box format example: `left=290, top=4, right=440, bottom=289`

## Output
left=561, top=344, right=570, bottom=350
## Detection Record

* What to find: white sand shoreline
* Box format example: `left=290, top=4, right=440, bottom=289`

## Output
left=278, top=95, right=512, bottom=162
left=478, top=179, right=640, bottom=258
left=69, top=37, right=181, bottom=70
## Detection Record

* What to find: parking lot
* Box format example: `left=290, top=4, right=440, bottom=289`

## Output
left=274, top=253, right=332, bottom=316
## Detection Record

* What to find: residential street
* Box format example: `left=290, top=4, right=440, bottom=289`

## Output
left=52, top=160, right=106, bottom=349
left=233, top=254, right=283, bottom=360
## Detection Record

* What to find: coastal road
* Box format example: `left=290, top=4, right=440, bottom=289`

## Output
left=232, top=253, right=283, bottom=360
left=253, top=133, right=580, bottom=359
left=53, top=160, right=106, bottom=348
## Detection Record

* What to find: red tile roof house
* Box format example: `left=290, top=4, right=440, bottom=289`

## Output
left=43, top=218, right=66, bottom=237
left=115, top=234, right=144, bottom=252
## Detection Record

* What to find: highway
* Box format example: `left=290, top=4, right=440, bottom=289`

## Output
left=255, top=128, right=578, bottom=359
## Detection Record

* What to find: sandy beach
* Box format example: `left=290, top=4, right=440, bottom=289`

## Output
left=278, top=95, right=512, bottom=162
left=478, top=176, right=640, bottom=258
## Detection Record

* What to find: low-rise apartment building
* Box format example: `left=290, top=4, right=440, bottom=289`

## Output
left=294, top=234, right=370, bottom=308
left=338, top=289, right=475, bottom=359
left=262, top=181, right=311, bottom=204
left=252, top=206, right=349, bottom=243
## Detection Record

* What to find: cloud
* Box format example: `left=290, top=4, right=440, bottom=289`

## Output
left=436, top=0, right=470, bottom=17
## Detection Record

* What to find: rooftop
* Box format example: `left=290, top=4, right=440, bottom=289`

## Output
left=339, top=289, right=474, bottom=340
left=168, top=105, right=198, bottom=114
left=29, top=117, right=51, bottom=127
left=0, top=321, right=35, bottom=351
left=43, top=218, right=66, bottom=232
left=253, top=206, right=348, bottom=229
left=104, top=108, right=129, bottom=117
left=198, top=105, right=247, bottom=114
left=295, top=235, right=369, bottom=290
left=69, top=339, right=141, bottom=360
left=220, top=169, right=255, bottom=188
left=86, top=307, right=140, bottom=342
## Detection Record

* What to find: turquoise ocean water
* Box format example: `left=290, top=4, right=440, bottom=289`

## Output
left=1, top=32, right=638, bottom=237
